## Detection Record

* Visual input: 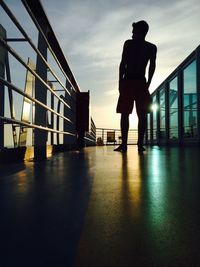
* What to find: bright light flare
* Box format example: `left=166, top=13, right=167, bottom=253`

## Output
left=151, top=103, right=158, bottom=113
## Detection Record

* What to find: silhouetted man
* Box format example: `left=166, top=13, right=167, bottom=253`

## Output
left=114, top=20, right=157, bottom=152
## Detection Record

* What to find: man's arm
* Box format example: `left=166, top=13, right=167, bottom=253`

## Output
left=119, top=41, right=128, bottom=81
left=146, top=45, right=157, bottom=89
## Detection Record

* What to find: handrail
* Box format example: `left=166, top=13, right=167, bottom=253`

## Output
left=21, top=0, right=80, bottom=92
left=0, top=0, right=96, bottom=156
left=96, top=128, right=138, bottom=145
left=0, top=78, right=73, bottom=124
left=0, top=0, right=74, bottom=97
left=0, top=37, right=72, bottom=111
left=0, top=116, right=75, bottom=136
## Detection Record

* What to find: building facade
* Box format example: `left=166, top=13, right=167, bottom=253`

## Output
left=147, top=45, right=200, bottom=145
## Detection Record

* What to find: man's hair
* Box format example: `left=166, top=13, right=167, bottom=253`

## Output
left=132, top=20, right=149, bottom=37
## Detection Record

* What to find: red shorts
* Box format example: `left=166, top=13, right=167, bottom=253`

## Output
left=116, top=79, right=151, bottom=114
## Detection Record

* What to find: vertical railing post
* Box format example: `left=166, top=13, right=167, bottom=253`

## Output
left=178, top=68, right=184, bottom=145
left=196, top=46, right=200, bottom=144
left=0, top=25, right=6, bottom=149
left=165, top=82, right=169, bottom=144
left=157, top=91, right=161, bottom=145
left=76, top=91, right=89, bottom=148
left=50, top=85, right=54, bottom=145
left=64, top=82, right=77, bottom=148
left=150, top=110, right=153, bottom=144
left=34, top=30, right=48, bottom=160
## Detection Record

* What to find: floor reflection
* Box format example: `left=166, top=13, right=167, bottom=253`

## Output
left=1, top=146, right=200, bottom=267
left=120, top=153, right=142, bottom=219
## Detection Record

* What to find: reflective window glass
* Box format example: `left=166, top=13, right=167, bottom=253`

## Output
left=147, top=113, right=151, bottom=142
left=159, top=88, right=166, bottom=140
left=152, top=95, right=157, bottom=141
left=169, top=77, right=178, bottom=140
left=183, top=60, right=197, bottom=138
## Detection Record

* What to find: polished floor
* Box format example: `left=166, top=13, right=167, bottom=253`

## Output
left=0, top=146, right=200, bottom=267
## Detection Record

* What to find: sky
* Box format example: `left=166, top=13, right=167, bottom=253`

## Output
left=41, top=0, right=200, bottom=129
left=1, top=0, right=200, bottom=130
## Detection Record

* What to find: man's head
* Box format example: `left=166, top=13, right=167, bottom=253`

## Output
left=132, top=20, right=149, bottom=39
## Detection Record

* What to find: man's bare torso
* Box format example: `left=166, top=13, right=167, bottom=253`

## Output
left=122, top=39, right=156, bottom=79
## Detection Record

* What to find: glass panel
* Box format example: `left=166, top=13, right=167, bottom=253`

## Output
left=169, top=77, right=178, bottom=140
left=147, top=113, right=151, bottom=142
left=183, top=60, right=197, bottom=138
left=159, top=88, right=166, bottom=140
left=152, top=95, right=157, bottom=141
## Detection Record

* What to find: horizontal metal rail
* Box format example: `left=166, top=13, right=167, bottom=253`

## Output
left=0, top=36, right=72, bottom=111
left=96, top=128, right=138, bottom=145
left=0, top=0, right=76, bottom=96
left=0, top=0, right=96, bottom=155
left=21, top=0, right=79, bottom=92
left=84, top=135, right=95, bottom=143
left=0, top=78, right=73, bottom=125
left=89, top=132, right=96, bottom=139
left=84, top=118, right=96, bottom=145
left=0, top=116, right=75, bottom=136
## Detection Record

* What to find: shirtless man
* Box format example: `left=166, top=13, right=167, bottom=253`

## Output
left=114, top=20, right=157, bottom=152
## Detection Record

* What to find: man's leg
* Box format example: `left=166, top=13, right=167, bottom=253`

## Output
left=114, top=113, right=129, bottom=152
left=136, top=106, right=147, bottom=151
left=121, top=113, right=129, bottom=148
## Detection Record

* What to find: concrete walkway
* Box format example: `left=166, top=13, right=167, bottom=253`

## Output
left=0, top=146, right=200, bottom=266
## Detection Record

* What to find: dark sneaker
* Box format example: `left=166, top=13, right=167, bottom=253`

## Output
left=114, top=145, right=127, bottom=153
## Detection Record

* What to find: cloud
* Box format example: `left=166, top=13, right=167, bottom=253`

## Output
left=42, top=0, right=200, bottom=127
left=2, top=0, right=199, bottom=134
left=104, top=89, right=118, bottom=96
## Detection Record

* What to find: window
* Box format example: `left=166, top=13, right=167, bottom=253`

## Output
left=147, top=113, right=151, bottom=142
left=152, top=95, right=157, bottom=142
left=159, top=88, right=166, bottom=140
left=183, top=60, right=197, bottom=138
left=169, top=77, right=178, bottom=140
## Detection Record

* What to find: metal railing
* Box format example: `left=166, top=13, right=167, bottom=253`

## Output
left=96, top=128, right=138, bottom=145
left=0, top=0, right=96, bottom=161
left=85, top=118, right=96, bottom=145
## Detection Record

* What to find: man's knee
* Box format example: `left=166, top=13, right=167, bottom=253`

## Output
left=121, top=113, right=129, bottom=119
